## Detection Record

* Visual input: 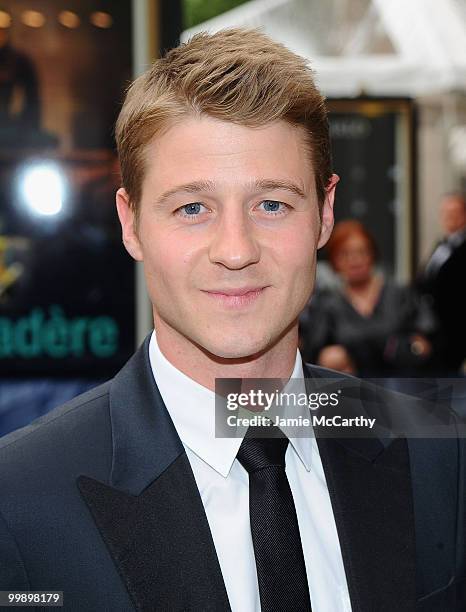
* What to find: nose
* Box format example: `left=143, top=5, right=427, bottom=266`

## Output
left=208, top=207, right=260, bottom=269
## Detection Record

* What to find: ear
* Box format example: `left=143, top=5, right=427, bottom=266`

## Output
left=317, top=173, right=339, bottom=249
left=116, top=188, right=143, bottom=261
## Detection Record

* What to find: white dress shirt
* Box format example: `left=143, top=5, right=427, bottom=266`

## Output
left=149, top=331, right=352, bottom=612
left=424, top=227, right=466, bottom=277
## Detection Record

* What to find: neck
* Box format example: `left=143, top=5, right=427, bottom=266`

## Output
left=447, top=225, right=466, bottom=238
left=346, top=274, right=375, bottom=292
left=153, top=318, right=299, bottom=392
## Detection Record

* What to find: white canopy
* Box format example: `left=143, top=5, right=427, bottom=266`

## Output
left=181, top=0, right=466, bottom=97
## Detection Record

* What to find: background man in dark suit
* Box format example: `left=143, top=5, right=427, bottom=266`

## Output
left=0, top=28, right=465, bottom=611
left=417, top=192, right=466, bottom=374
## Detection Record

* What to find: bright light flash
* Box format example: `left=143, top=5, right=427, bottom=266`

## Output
left=20, top=164, right=66, bottom=216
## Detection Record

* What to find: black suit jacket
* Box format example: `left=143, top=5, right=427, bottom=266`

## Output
left=417, top=235, right=466, bottom=371
left=0, top=336, right=465, bottom=611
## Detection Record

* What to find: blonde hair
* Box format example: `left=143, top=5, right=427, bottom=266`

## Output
left=115, top=28, right=332, bottom=219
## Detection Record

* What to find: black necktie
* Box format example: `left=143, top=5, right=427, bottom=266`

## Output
left=236, top=425, right=312, bottom=612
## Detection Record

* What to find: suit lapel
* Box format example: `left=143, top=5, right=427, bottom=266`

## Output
left=77, top=455, right=231, bottom=612
left=316, top=434, right=416, bottom=612
left=77, top=337, right=231, bottom=611
left=408, top=437, right=460, bottom=602
left=303, top=363, right=417, bottom=611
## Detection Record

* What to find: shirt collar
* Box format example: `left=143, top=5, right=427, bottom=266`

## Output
left=148, top=330, right=313, bottom=477
left=447, top=227, right=466, bottom=247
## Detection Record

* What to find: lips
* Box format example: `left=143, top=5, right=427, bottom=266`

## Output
left=201, top=286, right=268, bottom=308
left=203, top=286, right=266, bottom=296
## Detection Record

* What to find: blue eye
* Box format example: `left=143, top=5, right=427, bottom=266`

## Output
left=259, top=200, right=286, bottom=214
left=182, top=203, right=202, bottom=215
left=176, top=202, right=209, bottom=219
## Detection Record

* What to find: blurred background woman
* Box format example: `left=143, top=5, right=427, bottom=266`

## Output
left=300, top=221, right=436, bottom=376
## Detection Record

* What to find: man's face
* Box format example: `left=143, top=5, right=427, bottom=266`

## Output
left=117, top=116, right=336, bottom=359
left=440, top=196, right=466, bottom=236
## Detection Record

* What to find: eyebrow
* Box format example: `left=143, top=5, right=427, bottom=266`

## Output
left=154, top=179, right=307, bottom=207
